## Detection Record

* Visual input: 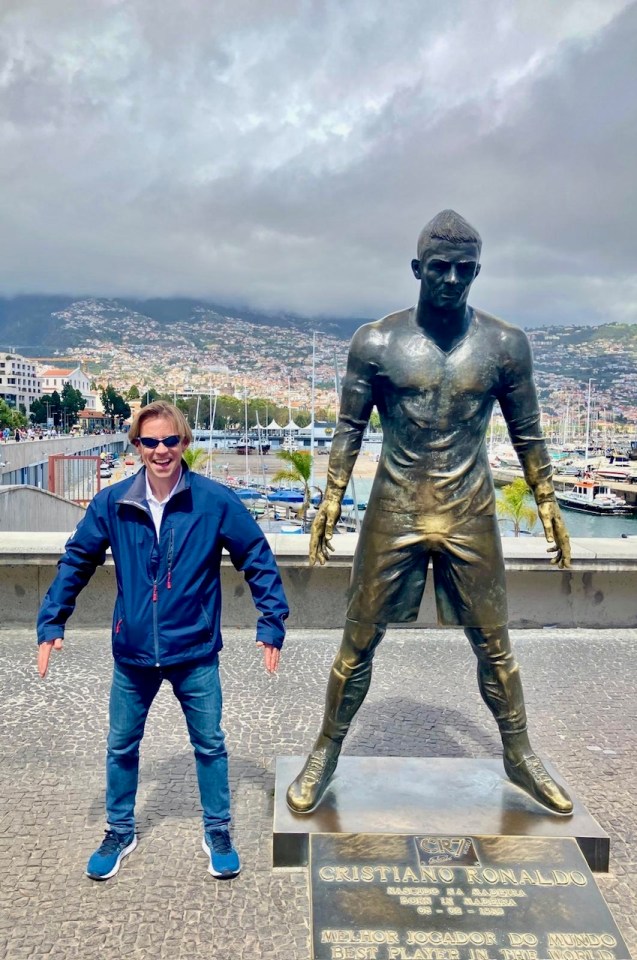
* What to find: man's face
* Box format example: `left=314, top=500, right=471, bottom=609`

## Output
left=135, top=415, right=189, bottom=489
left=412, top=239, right=481, bottom=311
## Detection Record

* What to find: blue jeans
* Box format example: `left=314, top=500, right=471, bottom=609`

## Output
left=106, top=656, right=230, bottom=835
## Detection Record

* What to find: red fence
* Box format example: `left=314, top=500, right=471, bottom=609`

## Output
left=48, top=455, right=102, bottom=505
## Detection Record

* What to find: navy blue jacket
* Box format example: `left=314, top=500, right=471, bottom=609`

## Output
left=37, top=465, right=289, bottom=666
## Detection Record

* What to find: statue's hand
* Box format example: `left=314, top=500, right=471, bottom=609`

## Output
left=309, top=499, right=342, bottom=566
left=538, top=500, right=571, bottom=568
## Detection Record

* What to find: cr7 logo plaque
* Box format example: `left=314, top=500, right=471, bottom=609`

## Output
left=414, top=837, right=480, bottom=867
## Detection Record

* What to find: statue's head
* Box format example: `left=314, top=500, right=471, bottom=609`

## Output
left=416, top=209, right=481, bottom=261
left=412, top=210, right=482, bottom=311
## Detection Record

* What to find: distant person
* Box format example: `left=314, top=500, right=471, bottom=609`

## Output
left=287, top=210, right=573, bottom=817
left=14, top=428, right=20, bottom=442
left=37, top=400, right=289, bottom=881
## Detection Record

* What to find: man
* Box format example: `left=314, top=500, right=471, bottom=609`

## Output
left=38, top=400, right=289, bottom=880
left=287, top=210, right=573, bottom=817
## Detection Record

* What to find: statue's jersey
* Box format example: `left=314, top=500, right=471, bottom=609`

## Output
left=329, top=306, right=552, bottom=522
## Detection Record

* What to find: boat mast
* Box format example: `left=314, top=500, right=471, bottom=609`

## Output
left=310, top=331, right=316, bottom=493
left=244, top=381, right=249, bottom=485
left=206, top=385, right=212, bottom=478
left=584, top=378, right=595, bottom=471
left=288, top=376, right=292, bottom=450
left=206, top=386, right=218, bottom=478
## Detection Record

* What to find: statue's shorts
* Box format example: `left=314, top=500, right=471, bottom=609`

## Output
left=347, top=507, right=508, bottom=628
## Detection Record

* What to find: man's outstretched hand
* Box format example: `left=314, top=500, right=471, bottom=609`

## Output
left=37, top=638, right=63, bottom=678
left=256, top=641, right=281, bottom=674
left=538, top=500, right=571, bottom=568
left=309, top=499, right=342, bottom=566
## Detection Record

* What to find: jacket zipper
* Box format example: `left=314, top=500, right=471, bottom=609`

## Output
left=152, top=509, right=162, bottom=666
left=152, top=525, right=174, bottom=663
left=152, top=578, right=159, bottom=665
left=166, top=529, right=174, bottom=590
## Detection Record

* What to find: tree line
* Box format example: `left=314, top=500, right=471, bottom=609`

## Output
left=28, top=384, right=132, bottom=430
left=18, top=379, right=382, bottom=433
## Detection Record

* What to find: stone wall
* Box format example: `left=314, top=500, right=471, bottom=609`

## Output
left=4, top=532, right=636, bottom=632
left=0, top=486, right=86, bottom=532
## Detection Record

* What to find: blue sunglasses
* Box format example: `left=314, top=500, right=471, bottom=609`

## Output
left=136, top=435, right=182, bottom=449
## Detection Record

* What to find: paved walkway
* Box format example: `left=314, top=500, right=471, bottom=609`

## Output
left=1, top=627, right=635, bottom=960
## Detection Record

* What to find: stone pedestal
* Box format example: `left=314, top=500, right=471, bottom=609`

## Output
left=273, top=756, right=609, bottom=871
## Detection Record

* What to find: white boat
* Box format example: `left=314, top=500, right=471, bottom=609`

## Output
left=554, top=455, right=637, bottom=483
left=554, top=460, right=587, bottom=477
left=556, top=479, right=632, bottom=515
left=489, top=444, right=519, bottom=468
left=593, top=465, right=637, bottom=484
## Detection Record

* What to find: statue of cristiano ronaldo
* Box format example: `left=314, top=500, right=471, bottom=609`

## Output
left=287, top=210, right=573, bottom=817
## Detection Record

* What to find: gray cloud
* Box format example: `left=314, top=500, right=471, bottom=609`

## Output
left=0, top=0, right=635, bottom=323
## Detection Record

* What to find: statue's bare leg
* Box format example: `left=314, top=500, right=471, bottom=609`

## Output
left=464, top=625, right=573, bottom=815
left=286, top=619, right=385, bottom=813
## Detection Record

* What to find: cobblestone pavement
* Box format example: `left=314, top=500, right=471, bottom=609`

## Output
left=1, top=627, right=635, bottom=960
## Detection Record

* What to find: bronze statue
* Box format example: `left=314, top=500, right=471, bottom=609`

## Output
left=287, top=210, right=573, bottom=817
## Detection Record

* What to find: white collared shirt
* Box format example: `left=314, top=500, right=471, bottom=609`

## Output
left=145, top=470, right=182, bottom=538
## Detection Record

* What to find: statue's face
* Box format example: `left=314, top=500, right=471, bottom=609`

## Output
left=412, top=239, right=481, bottom=311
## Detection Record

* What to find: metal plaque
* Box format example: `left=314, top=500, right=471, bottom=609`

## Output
left=309, top=834, right=631, bottom=960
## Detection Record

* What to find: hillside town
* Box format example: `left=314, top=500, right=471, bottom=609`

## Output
left=1, top=299, right=636, bottom=441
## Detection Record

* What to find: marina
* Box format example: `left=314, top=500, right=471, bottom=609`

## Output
left=188, top=443, right=637, bottom=540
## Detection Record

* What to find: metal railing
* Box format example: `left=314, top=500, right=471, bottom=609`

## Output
left=48, top=455, right=102, bottom=505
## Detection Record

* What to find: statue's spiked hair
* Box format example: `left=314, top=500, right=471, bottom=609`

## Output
left=416, top=209, right=482, bottom=261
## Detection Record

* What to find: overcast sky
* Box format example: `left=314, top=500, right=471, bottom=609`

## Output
left=0, top=0, right=635, bottom=325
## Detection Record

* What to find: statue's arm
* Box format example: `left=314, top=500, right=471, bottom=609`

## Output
left=310, top=327, right=377, bottom=565
left=496, top=329, right=571, bottom=568
left=325, top=338, right=376, bottom=501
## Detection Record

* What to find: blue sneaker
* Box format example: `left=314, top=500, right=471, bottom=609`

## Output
left=202, top=829, right=241, bottom=878
left=86, top=829, right=137, bottom=880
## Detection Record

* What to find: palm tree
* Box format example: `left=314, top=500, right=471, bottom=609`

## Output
left=497, top=478, right=538, bottom=537
left=272, top=449, right=313, bottom=523
left=182, top=446, right=210, bottom=474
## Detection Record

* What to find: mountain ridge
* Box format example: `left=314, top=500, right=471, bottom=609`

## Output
left=1, top=296, right=635, bottom=417
left=0, top=295, right=366, bottom=355
left=1, top=295, right=635, bottom=357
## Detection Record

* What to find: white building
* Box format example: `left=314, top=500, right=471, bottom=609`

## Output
left=0, top=353, right=41, bottom=415
left=37, top=365, right=101, bottom=412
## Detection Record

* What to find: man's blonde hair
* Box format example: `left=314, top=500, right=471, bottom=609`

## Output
left=128, top=400, right=193, bottom=444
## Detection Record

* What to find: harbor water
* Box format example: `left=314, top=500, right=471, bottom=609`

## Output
left=346, top=478, right=637, bottom=539
left=195, top=445, right=637, bottom=540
